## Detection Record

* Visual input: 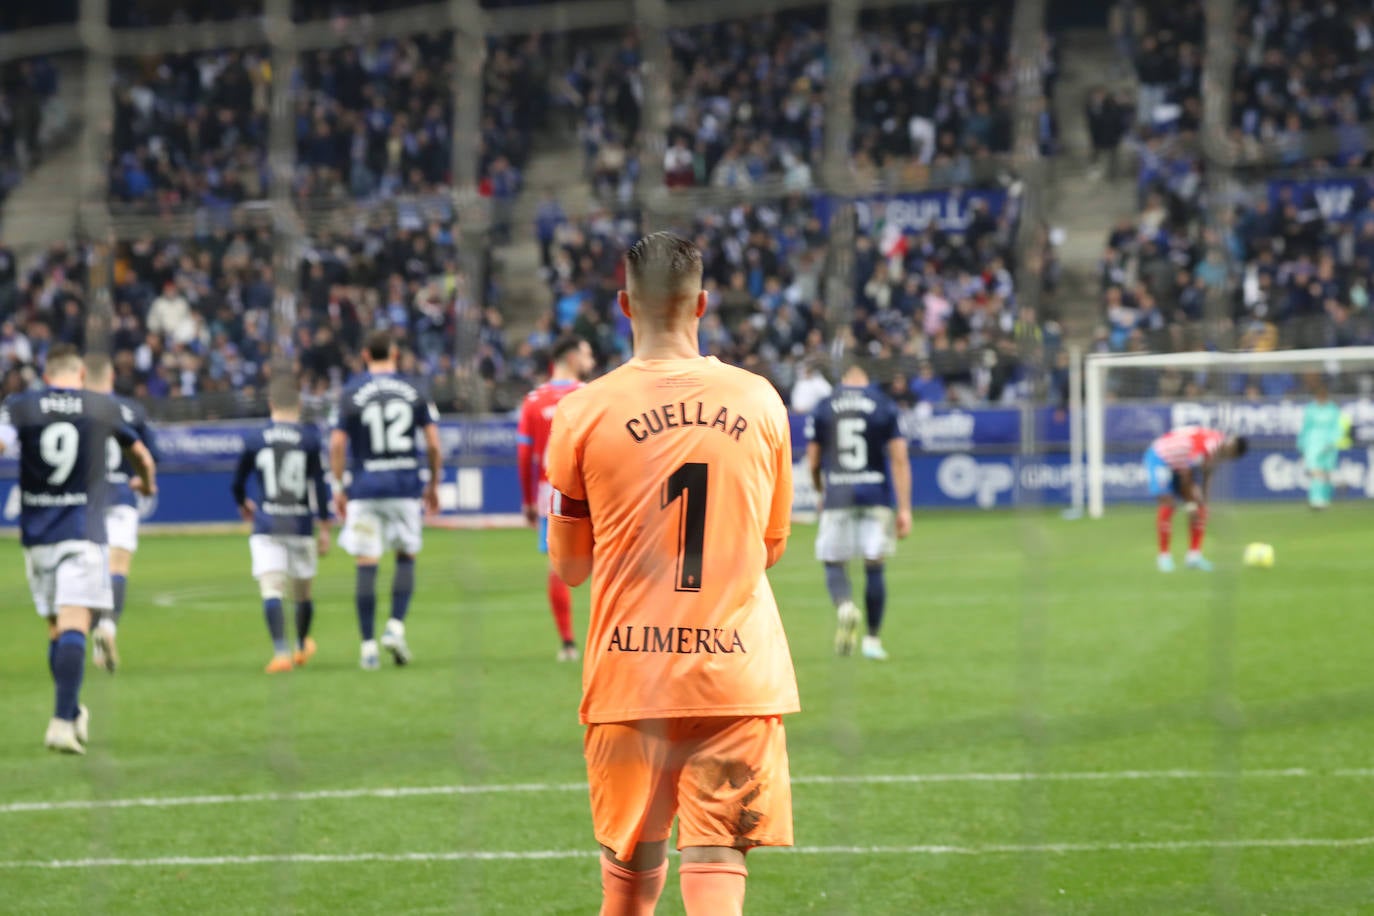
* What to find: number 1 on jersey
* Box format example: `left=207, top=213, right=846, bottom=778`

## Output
left=662, top=462, right=708, bottom=592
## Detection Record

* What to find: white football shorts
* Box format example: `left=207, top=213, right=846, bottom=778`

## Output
left=340, top=498, right=423, bottom=558
left=105, top=504, right=140, bottom=553
left=25, top=540, right=113, bottom=618
left=815, top=506, right=897, bottom=564
left=249, top=534, right=319, bottom=580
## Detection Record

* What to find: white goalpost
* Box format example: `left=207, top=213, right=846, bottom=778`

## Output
left=1075, top=347, right=1374, bottom=519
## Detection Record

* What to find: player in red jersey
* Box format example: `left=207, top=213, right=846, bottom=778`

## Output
left=1142, top=426, right=1247, bottom=572
left=518, top=335, right=596, bottom=660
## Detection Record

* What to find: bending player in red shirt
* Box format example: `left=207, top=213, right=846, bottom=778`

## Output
left=517, top=335, right=595, bottom=659
left=1142, top=425, right=1247, bottom=572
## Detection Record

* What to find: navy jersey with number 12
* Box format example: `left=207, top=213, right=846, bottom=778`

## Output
left=807, top=384, right=901, bottom=509
left=0, top=388, right=138, bottom=546
left=332, top=372, right=437, bottom=500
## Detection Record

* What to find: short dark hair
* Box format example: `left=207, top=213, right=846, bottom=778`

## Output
left=551, top=334, right=586, bottom=364
left=1232, top=435, right=1248, bottom=458
left=364, top=330, right=394, bottom=362
left=624, top=232, right=703, bottom=302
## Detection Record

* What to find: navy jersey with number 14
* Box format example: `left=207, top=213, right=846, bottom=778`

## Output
left=332, top=372, right=437, bottom=500
left=0, top=388, right=138, bottom=546
left=806, top=385, right=901, bottom=509
left=232, top=422, right=330, bottom=536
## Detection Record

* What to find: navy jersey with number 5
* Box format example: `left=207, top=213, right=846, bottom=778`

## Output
left=332, top=373, right=437, bottom=500
left=105, top=395, right=158, bottom=509
left=231, top=422, right=330, bottom=536
left=0, top=388, right=138, bottom=546
left=806, top=385, right=902, bottom=509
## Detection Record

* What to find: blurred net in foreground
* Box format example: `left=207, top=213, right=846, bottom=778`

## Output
left=3, top=0, right=1374, bottom=914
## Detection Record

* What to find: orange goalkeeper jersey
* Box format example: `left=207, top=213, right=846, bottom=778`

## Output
left=545, top=355, right=799, bottom=724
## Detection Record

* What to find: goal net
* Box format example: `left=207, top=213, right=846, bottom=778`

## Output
left=1077, top=347, right=1374, bottom=518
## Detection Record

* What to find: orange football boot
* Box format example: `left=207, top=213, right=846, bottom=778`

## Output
left=265, top=654, right=294, bottom=674
left=293, top=637, right=317, bottom=668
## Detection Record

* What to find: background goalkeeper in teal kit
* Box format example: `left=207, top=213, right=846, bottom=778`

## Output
left=1298, top=378, right=1350, bottom=509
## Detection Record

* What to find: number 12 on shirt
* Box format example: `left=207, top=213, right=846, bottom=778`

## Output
left=661, top=461, right=708, bottom=592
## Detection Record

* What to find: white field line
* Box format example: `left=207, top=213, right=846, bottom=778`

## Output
left=4, top=836, right=1374, bottom=869
left=1, top=767, right=1367, bottom=816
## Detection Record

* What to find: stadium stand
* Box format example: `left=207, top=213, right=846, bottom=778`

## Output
left=109, top=49, right=272, bottom=211
left=0, top=218, right=513, bottom=417
left=1099, top=0, right=1374, bottom=398
left=544, top=191, right=1060, bottom=409
left=559, top=2, right=1057, bottom=193
left=109, top=31, right=542, bottom=210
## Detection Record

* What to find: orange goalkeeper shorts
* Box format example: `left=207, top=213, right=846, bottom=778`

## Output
left=584, top=715, right=793, bottom=863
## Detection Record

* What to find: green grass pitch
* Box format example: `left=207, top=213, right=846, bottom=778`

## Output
left=3, top=506, right=1374, bottom=914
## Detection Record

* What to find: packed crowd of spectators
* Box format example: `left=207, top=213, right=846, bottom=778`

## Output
left=294, top=33, right=540, bottom=204
left=560, top=3, right=1057, bottom=198
left=538, top=189, right=1063, bottom=410
left=1099, top=0, right=1374, bottom=395
left=110, top=49, right=272, bottom=210
left=110, top=32, right=542, bottom=210
left=1124, top=0, right=1374, bottom=168
left=0, top=215, right=520, bottom=417
left=93, top=4, right=1060, bottom=213
left=1103, top=180, right=1374, bottom=359
left=1119, top=0, right=1374, bottom=187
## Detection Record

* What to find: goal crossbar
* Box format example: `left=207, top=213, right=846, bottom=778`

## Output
left=1079, top=347, right=1374, bottom=518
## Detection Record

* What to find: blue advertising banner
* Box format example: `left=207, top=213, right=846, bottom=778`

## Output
left=1103, top=399, right=1374, bottom=446
left=787, top=405, right=1023, bottom=460
left=788, top=447, right=1374, bottom=511
left=1266, top=177, right=1374, bottom=222
left=0, top=418, right=531, bottom=473
left=4, top=400, right=1374, bottom=526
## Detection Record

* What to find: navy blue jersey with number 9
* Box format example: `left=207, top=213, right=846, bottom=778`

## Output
left=1, top=388, right=138, bottom=546
left=806, top=384, right=901, bottom=509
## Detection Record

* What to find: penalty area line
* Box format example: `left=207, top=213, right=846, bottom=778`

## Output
left=4, top=837, right=1374, bottom=869
left=0, top=767, right=1359, bottom=815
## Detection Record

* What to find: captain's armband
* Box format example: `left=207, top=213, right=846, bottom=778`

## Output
left=549, top=489, right=589, bottom=519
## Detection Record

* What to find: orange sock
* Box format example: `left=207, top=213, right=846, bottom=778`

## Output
left=680, top=861, right=748, bottom=916
left=599, top=858, right=667, bottom=916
